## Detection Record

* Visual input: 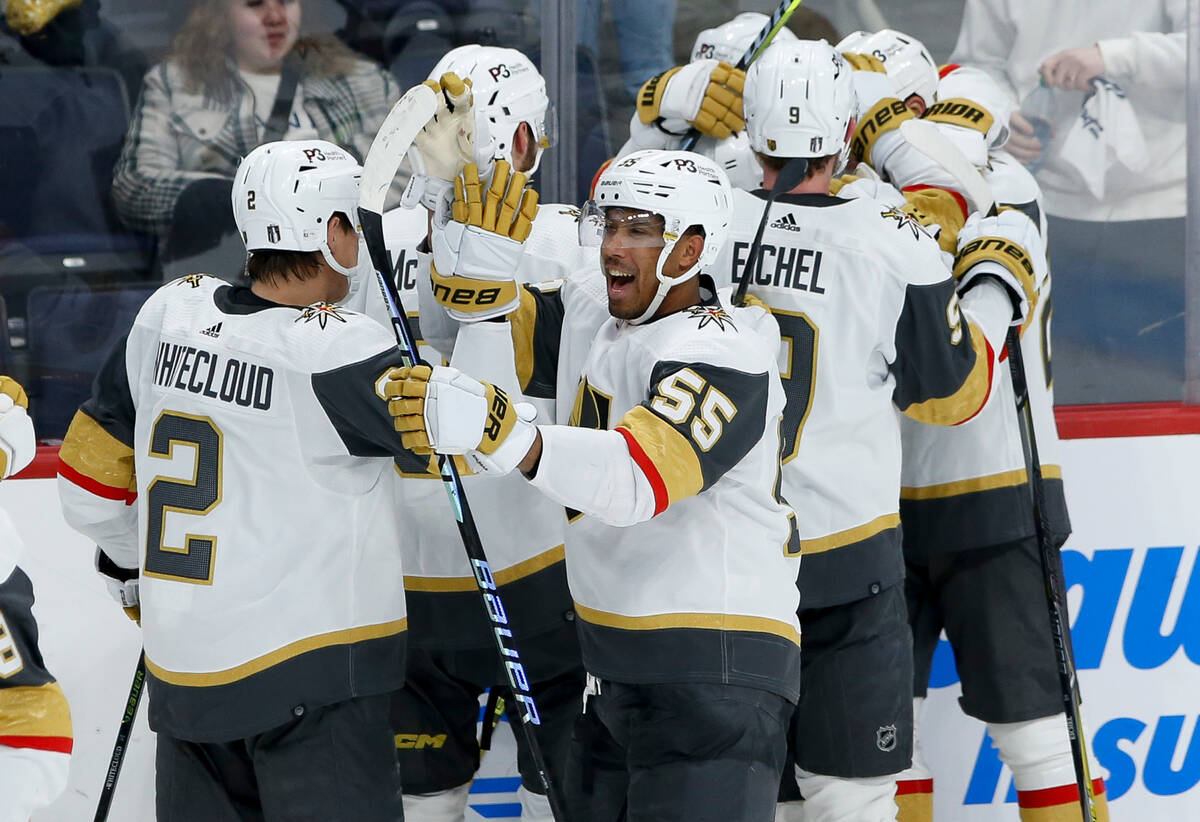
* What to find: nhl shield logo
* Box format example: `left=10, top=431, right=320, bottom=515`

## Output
left=267, top=224, right=281, bottom=243
left=876, top=724, right=898, bottom=752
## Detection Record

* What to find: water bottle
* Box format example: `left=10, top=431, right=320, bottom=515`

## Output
left=1019, top=81, right=1056, bottom=174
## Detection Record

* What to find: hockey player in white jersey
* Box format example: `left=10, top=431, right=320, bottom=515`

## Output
left=393, top=149, right=801, bottom=822
left=836, top=43, right=1111, bottom=821
left=617, top=12, right=798, bottom=190
left=357, top=54, right=587, bottom=822
left=397, top=46, right=592, bottom=358
left=0, top=376, right=72, bottom=822
left=57, top=140, right=425, bottom=822
left=716, top=39, right=1042, bottom=822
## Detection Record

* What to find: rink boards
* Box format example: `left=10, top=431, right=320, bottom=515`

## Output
left=3, top=432, right=1198, bottom=820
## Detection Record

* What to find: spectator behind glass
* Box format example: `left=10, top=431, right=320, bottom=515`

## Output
left=576, top=0, right=676, bottom=101
left=951, top=0, right=1187, bottom=403
left=112, top=0, right=400, bottom=277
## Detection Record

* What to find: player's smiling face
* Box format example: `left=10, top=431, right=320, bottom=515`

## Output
left=601, top=208, right=667, bottom=320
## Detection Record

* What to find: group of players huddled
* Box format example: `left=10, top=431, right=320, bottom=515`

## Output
left=0, top=11, right=1108, bottom=822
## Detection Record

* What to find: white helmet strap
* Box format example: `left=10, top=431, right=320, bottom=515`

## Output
left=630, top=234, right=703, bottom=325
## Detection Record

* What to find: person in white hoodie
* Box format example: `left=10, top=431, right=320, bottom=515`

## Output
left=951, top=0, right=1186, bottom=404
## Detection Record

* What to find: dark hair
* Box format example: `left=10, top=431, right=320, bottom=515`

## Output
left=243, top=211, right=352, bottom=285
left=756, top=152, right=835, bottom=180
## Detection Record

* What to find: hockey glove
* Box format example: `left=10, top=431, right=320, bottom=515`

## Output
left=953, top=210, right=1041, bottom=327
left=637, top=60, right=746, bottom=140
left=385, top=365, right=537, bottom=477
left=0, top=376, right=34, bottom=480
left=402, top=72, right=493, bottom=221
left=431, top=161, right=538, bottom=322
left=95, top=547, right=140, bottom=624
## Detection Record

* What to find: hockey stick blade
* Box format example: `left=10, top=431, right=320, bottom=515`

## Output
left=681, top=0, right=805, bottom=151
left=898, top=118, right=996, bottom=216
left=359, top=83, right=439, bottom=215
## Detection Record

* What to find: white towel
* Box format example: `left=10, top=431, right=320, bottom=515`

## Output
left=1060, top=77, right=1149, bottom=200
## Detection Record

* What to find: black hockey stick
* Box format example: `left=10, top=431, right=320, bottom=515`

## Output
left=1006, top=329, right=1098, bottom=822
left=681, top=0, right=806, bottom=151
left=901, top=123, right=1097, bottom=820
left=731, top=157, right=810, bottom=307
left=357, top=85, right=568, bottom=822
left=94, top=650, right=146, bottom=822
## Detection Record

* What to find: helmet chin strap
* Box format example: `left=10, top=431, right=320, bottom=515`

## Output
left=629, top=238, right=702, bottom=325
left=320, top=237, right=373, bottom=289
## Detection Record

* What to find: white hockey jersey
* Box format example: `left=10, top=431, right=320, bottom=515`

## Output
left=713, top=189, right=1003, bottom=609
left=900, top=151, right=1071, bottom=554
left=58, top=275, right=420, bottom=742
left=0, top=512, right=71, bottom=822
left=353, top=207, right=578, bottom=661
left=496, top=274, right=801, bottom=700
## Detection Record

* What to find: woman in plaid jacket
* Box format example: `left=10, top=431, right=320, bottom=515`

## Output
left=112, top=0, right=400, bottom=251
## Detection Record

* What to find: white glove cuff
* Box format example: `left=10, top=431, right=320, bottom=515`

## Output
left=958, top=261, right=1029, bottom=326
left=467, top=405, right=537, bottom=476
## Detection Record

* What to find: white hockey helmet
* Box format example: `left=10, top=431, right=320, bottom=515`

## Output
left=232, top=140, right=367, bottom=282
left=582, top=149, right=733, bottom=323
left=690, top=11, right=798, bottom=64
left=836, top=28, right=938, bottom=110
left=744, top=40, right=857, bottom=172
left=429, top=44, right=552, bottom=174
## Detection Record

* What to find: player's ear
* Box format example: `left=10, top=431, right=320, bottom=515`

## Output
left=674, top=228, right=706, bottom=271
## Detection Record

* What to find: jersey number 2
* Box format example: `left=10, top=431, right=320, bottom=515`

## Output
left=144, top=412, right=223, bottom=585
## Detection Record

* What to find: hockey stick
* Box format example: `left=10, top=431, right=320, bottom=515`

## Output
left=93, top=651, right=146, bottom=822
left=897, top=122, right=1098, bottom=821
left=898, top=118, right=997, bottom=216
left=357, top=85, right=569, bottom=822
left=731, top=156, right=810, bottom=307
left=680, top=0, right=806, bottom=151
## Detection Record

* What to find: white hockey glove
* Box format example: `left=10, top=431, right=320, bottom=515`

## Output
left=636, top=59, right=746, bottom=140
left=431, top=161, right=538, bottom=322
left=847, top=57, right=915, bottom=168
left=930, top=65, right=1013, bottom=151
left=842, top=52, right=904, bottom=119
left=0, top=376, right=35, bottom=480
left=386, top=365, right=538, bottom=477
left=402, top=73, right=494, bottom=222
left=95, top=547, right=140, bottom=624
left=953, top=210, right=1041, bottom=327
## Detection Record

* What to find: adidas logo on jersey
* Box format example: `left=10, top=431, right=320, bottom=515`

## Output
left=199, top=322, right=223, bottom=339
left=769, top=212, right=803, bottom=232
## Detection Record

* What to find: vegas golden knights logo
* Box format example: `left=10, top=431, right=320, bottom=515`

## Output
left=570, top=378, right=612, bottom=431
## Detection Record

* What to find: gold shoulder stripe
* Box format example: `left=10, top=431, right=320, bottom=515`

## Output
left=615, top=405, right=704, bottom=510
left=902, top=186, right=969, bottom=254
left=404, top=544, right=565, bottom=592
left=801, top=513, right=900, bottom=555
left=0, top=682, right=73, bottom=739
left=510, top=287, right=538, bottom=393
left=901, top=464, right=1063, bottom=499
left=902, top=321, right=993, bottom=426
left=59, top=410, right=136, bottom=497
left=573, top=602, right=800, bottom=646
left=146, top=619, right=407, bottom=687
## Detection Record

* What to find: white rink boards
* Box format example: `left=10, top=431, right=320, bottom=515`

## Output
left=5, top=432, right=1200, bottom=819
